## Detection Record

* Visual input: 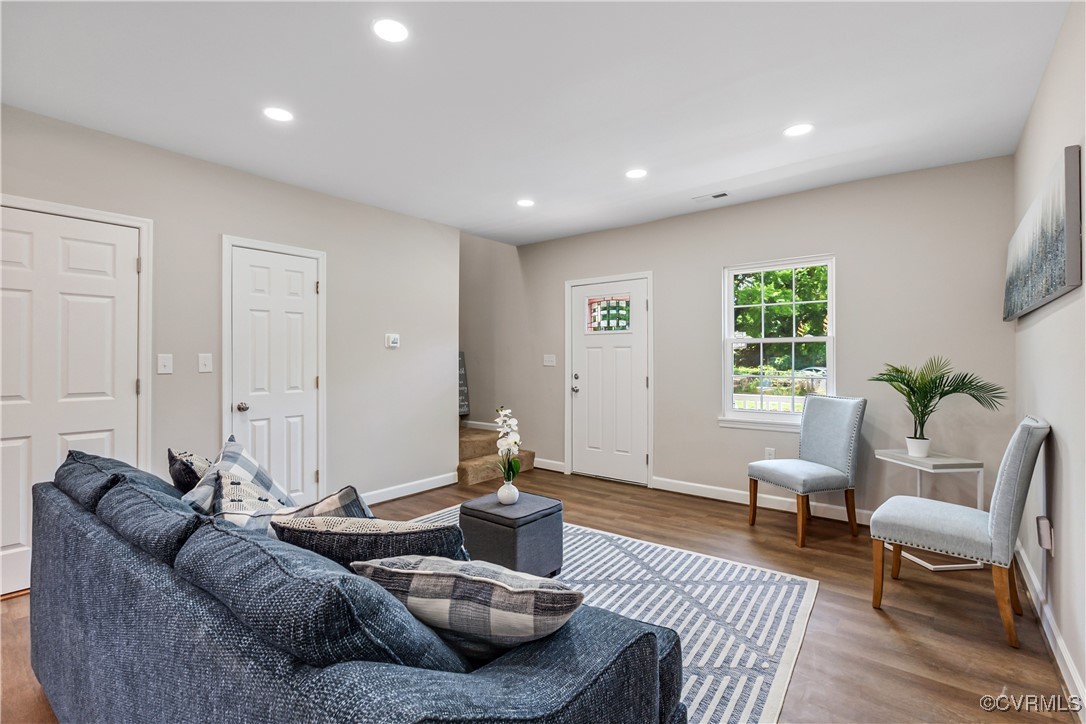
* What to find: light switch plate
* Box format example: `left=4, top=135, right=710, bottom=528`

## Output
left=157, top=354, right=173, bottom=374
left=198, top=353, right=213, bottom=373
left=385, top=333, right=400, bottom=349
left=543, top=354, right=556, bottom=367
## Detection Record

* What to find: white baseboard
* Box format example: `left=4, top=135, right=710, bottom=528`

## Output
left=533, top=458, right=565, bottom=472
left=1014, top=543, right=1084, bottom=719
left=363, top=472, right=457, bottom=505
left=649, top=475, right=873, bottom=526
left=462, top=420, right=499, bottom=431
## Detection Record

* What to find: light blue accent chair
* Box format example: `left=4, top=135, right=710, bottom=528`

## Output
left=869, top=415, right=1050, bottom=647
left=747, top=396, right=867, bottom=547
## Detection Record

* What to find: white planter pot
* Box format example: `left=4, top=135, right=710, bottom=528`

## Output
left=497, top=480, right=520, bottom=505
left=905, top=437, right=931, bottom=458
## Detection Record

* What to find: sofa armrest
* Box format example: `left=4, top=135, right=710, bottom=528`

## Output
left=295, top=605, right=661, bottom=723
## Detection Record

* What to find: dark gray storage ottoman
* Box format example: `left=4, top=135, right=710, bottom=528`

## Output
left=459, top=492, right=563, bottom=577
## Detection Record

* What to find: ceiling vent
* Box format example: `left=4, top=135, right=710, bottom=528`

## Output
left=692, top=191, right=729, bottom=203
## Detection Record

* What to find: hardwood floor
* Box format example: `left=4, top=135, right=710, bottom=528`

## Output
left=2, top=470, right=1071, bottom=722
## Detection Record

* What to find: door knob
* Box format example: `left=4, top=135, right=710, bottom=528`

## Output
left=571, top=386, right=580, bottom=393
left=236, top=402, right=250, bottom=412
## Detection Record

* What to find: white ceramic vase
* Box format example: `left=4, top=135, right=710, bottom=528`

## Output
left=497, top=480, right=520, bottom=505
left=905, top=437, right=931, bottom=457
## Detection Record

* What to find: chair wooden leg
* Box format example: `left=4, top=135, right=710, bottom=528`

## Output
left=890, top=544, right=902, bottom=579
left=804, top=495, right=813, bottom=520
left=1009, top=559, right=1023, bottom=616
left=844, top=489, right=858, bottom=537
left=992, top=565, right=1020, bottom=648
left=871, top=539, right=885, bottom=609
left=748, top=479, right=758, bottom=526
left=796, top=495, right=807, bottom=547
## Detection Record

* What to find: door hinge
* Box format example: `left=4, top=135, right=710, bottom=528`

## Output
left=136, top=378, right=141, bottom=395
left=316, top=280, right=320, bottom=294
left=645, top=299, right=649, bottom=311
left=315, top=375, right=319, bottom=389
left=646, top=453, right=649, bottom=465
left=136, top=257, right=142, bottom=274
left=646, top=376, right=649, bottom=388
left=315, top=469, right=320, bottom=483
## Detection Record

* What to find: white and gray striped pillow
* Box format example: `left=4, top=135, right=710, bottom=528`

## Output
left=350, top=556, right=583, bottom=659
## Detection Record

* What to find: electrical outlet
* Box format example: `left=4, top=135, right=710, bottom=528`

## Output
left=543, top=354, right=556, bottom=367
left=765, top=447, right=775, bottom=460
left=385, top=333, right=400, bottom=349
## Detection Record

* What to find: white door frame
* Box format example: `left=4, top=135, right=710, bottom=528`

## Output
left=1, top=194, right=154, bottom=469
left=564, top=271, right=654, bottom=483
left=220, top=235, right=327, bottom=497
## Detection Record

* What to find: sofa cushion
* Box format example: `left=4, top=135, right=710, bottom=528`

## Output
left=174, top=522, right=468, bottom=672
left=351, top=556, right=584, bottom=660
left=167, top=448, right=212, bottom=494
left=272, top=517, right=468, bottom=569
left=53, top=451, right=177, bottom=512
left=182, top=436, right=294, bottom=516
left=97, top=478, right=208, bottom=565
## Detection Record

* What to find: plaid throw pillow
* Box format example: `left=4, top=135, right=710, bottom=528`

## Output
left=284, top=485, right=374, bottom=519
left=220, top=485, right=375, bottom=537
left=182, top=436, right=294, bottom=515
left=272, top=517, right=467, bottom=569
left=351, top=556, right=583, bottom=660
left=167, top=448, right=213, bottom=494
left=212, top=471, right=286, bottom=531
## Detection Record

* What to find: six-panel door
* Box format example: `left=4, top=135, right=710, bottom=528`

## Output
left=1, top=208, right=139, bottom=593
left=229, top=247, right=319, bottom=504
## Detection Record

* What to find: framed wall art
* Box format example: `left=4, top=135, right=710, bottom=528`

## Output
left=1003, top=145, right=1082, bottom=321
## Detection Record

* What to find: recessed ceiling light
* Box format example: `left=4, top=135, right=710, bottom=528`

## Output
left=263, top=107, right=294, bottom=122
left=783, top=123, right=814, bottom=137
left=517, top=199, right=535, bottom=208
left=625, top=169, right=648, bottom=179
left=373, top=19, right=409, bottom=43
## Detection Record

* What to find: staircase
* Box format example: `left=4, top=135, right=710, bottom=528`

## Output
left=457, top=426, right=536, bottom=486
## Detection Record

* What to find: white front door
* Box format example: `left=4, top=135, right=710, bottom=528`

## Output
left=570, top=277, right=649, bottom=484
left=229, top=246, right=320, bottom=504
left=1, top=208, right=140, bottom=593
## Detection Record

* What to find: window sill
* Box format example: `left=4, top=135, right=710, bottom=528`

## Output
left=717, top=417, right=801, bottom=433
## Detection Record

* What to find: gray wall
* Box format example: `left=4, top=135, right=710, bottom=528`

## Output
left=463, top=156, right=1019, bottom=521
left=2, top=106, right=460, bottom=494
left=1012, top=1, right=1085, bottom=702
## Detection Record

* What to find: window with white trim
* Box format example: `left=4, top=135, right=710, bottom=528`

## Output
left=722, top=256, right=835, bottom=427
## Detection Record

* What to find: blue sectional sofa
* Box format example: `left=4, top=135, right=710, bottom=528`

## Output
left=30, top=454, right=686, bottom=723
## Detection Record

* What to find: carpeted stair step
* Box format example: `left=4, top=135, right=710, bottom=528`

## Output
left=457, top=450, right=536, bottom=486
left=459, top=428, right=498, bottom=461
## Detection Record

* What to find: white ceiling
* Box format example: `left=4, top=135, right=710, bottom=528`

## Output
left=1, top=2, right=1069, bottom=245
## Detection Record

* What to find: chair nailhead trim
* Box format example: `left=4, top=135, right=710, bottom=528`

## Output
left=749, top=477, right=852, bottom=495
left=869, top=535, right=1003, bottom=566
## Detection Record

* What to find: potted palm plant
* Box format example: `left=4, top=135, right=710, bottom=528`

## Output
left=869, top=356, right=1007, bottom=457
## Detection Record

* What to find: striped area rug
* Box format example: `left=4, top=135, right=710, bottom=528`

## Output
left=414, top=506, right=817, bottom=724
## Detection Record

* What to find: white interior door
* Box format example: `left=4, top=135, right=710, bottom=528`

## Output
left=1, top=208, right=139, bottom=593
left=571, top=278, right=649, bottom=484
left=229, top=246, right=319, bottom=504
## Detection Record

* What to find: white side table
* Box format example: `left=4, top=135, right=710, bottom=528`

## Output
left=874, top=449, right=985, bottom=572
